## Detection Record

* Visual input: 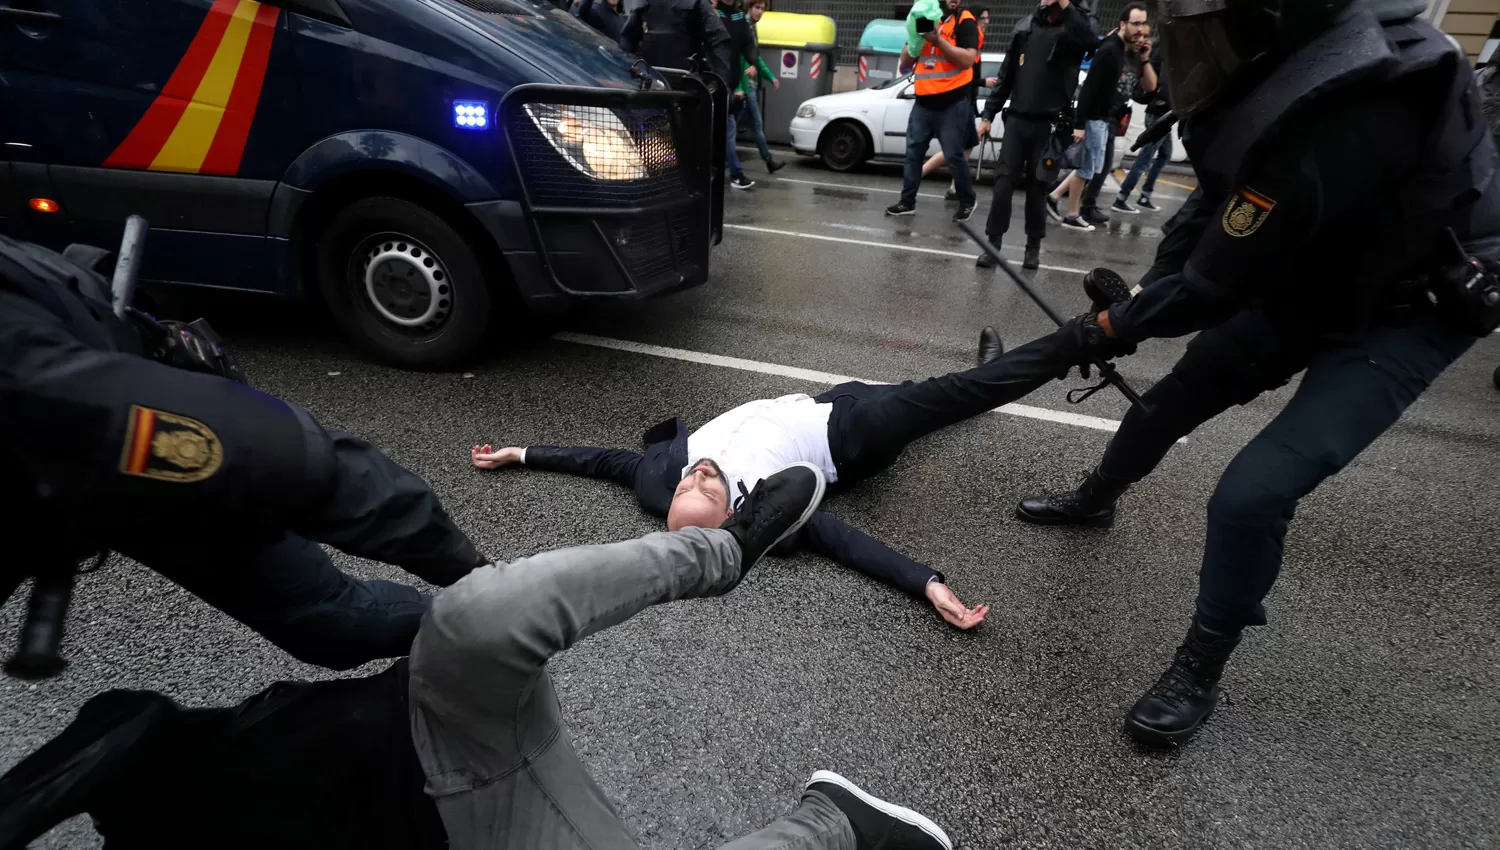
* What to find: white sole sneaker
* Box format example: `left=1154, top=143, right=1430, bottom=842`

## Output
left=806, top=770, right=954, bottom=850
left=765, top=461, right=826, bottom=551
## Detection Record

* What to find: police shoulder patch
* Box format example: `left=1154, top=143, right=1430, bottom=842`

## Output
left=119, top=405, right=223, bottom=483
left=1222, top=187, right=1276, bottom=237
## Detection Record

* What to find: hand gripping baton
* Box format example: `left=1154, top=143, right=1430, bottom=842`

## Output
left=957, top=220, right=1151, bottom=413
left=110, top=215, right=149, bottom=319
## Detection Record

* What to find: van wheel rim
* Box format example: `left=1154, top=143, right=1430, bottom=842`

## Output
left=361, top=235, right=451, bottom=328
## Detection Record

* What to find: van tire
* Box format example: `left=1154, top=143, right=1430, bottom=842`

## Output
left=819, top=122, right=869, bottom=172
left=314, top=197, right=492, bottom=370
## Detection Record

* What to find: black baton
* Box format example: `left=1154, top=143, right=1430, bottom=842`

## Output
left=957, top=220, right=1151, bottom=413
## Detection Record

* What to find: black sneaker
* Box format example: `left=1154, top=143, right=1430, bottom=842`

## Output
left=1111, top=197, right=1139, bottom=215
left=885, top=200, right=916, bottom=217
left=953, top=201, right=975, bottom=223
left=1059, top=214, right=1095, bottom=232
left=1081, top=206, right=1110, bottom=226
left=975, top=251, right=997, bottom=269
left=977, top=325, right=1004, bottom=365
left=1137, top=195, right=1162, bottom=212
left=730, top=174, right=755, bottom=190
left=719, top=462, right=825, bottom=581
left=944, top=187, right=958, bottom=201
left=767, top=159, right=786, bottom=174
left=1046, top=195, right=1062, bottom=222
left=805, top=770, right=953, bottom=850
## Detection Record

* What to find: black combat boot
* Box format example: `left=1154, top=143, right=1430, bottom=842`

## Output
left=1014, top=468, right=1128, bottom=527
left=1125, top=618, right=1242, bottom=747
left=1022, top=239, right=1041, bottom=270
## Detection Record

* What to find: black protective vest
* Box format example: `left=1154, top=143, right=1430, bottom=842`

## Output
left=629, top=0, right=701, bottom=70
left=1186, top=10, right=1500, bottom=272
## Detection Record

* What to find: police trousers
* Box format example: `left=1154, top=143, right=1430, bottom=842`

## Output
left=1094, top=310, right=1477, bottom=631
left=408, top=529, right=857, bottom=850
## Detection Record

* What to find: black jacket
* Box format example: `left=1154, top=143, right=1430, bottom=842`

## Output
left=1074, top=32, right=1123, bottom=126
left=621, top=0, right=732, bottom=80
left=522, top=409, right=944, bottom=598
left=981, top=4, right=1096, bottom=122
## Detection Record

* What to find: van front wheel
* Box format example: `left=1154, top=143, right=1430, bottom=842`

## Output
left=315, top=197, right=493, bottom=370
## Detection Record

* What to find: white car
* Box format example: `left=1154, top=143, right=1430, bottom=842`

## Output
left=789, top=52, right=1009, bottom=172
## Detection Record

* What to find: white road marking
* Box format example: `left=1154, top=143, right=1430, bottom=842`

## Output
left=724, top=223, right=1091, bottom=275
left=554, top=332, right=1126, bottom=433
left=776, top=175, right=950, bottom=202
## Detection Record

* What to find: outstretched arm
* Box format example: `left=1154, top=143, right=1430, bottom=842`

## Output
left=471, top=444, right=643, bottom=490
left=795, top=511, right=990, bottom=630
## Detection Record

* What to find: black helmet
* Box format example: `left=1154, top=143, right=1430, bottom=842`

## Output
left=1159, top=0, right=1356, bottom=117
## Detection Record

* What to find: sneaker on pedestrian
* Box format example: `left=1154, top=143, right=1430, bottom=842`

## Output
left=1137, top=194, right=1162, bottom=212
left=805, top=770, right=954, bottom=850
left=885, top=200, right=916, bottom=217
left=953, top=201, right=975, bottom=223
left=944, top=187, right=959, bottom=201
left=730, top=174, right=755, bottom=190
left=1110, top=197, right=1139, bottom=215
left=719, top=462, right=825, bottom=580
left=1046, top=195, right=1063, bottom=222
left=1060, top=214, right=1095, bottom=232
left=766, top=159, right=785, bottom=174
left=1081, top=207, right=1110, bottom=226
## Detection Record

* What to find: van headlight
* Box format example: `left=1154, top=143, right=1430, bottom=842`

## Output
left=524, top=103, right=649, bottom=182
left=796, top=104, right=817, bottom=119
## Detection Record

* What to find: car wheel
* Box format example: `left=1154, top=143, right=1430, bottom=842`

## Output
left=819, top=122, right=868, bottom=172
left=315, top=197, right=493, bottom=370
left=1493, top=363, right=1500, bottom=389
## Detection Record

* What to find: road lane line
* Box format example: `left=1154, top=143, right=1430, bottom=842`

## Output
left=724, top=223, right=1091, bottom=275
left=776, top=175, right=949, bottom=201
left=553, top=332, right=1126, bottom=433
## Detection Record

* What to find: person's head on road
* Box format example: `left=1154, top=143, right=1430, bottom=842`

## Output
left=745, top=0, right=765, bottom=23
left=667, top=458, right=734, bottom=531
left=1119, top=2, right=1148, bottom=42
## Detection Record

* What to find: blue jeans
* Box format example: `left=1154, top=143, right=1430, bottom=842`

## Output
left=743, top=88, right=774, bottom=163
left=901, top=96, right=974, bottom=205
left=727, top=98, right=746, bottom=178
left=1094, top=310, right=1477, bottom=632
left=1118, top=113, right=1173, bottom=199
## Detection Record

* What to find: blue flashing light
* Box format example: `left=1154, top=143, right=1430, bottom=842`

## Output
left=453, top=101, right=489, bottom=130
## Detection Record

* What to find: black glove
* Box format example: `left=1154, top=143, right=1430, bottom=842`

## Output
left=130, top=311, right=247, bottom=384
left=1057, top=311, right=1137, bottom=379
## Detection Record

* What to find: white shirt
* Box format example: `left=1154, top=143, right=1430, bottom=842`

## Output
left=682, top=394, right=838, bottom=507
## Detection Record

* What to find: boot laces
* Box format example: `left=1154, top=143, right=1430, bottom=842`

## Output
left=1148, top=650, right=1209, bottom=707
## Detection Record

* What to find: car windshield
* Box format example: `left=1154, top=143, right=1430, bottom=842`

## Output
left=873, top=73, right=912, bottom=90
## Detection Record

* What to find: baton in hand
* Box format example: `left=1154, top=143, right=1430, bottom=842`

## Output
left=957, top=220, right=1150, bottom=413
left=111, top=215, right=149, bottom=319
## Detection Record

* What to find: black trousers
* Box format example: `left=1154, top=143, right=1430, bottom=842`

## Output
left=984, top=114, right=1054, bottom=243
left=817, top=330, right=1071, bottom=481
left=1092, top=310, right=1476, bottom=632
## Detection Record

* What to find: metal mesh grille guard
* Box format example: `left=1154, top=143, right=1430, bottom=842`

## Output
left=501, top=79, right=724, bottom=297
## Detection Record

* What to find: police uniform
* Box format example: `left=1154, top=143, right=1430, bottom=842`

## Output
left=0, top=236, right=486, bottom=673
left=1015, top=1, right=1500, bottom=746
left=620, top=0, right=732, bottom=81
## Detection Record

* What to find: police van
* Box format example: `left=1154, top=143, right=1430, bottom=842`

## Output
left=0, top=0, right=725, bottom=368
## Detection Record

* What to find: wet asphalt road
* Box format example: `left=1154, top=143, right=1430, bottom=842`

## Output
left=4, top=156, right=1500, bottom=849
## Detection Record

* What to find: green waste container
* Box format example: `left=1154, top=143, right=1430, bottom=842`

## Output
left=749, top=11, right=836, bottom=146
left=856, top=19, right=907, bottom=90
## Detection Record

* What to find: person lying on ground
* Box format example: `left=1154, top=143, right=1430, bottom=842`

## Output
left=0, top=464, right=957, bottom=850
left=471, top=275, right=1133, bottom=631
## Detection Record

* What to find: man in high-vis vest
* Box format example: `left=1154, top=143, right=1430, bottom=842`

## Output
left=885, top=0, right=981, bottom=223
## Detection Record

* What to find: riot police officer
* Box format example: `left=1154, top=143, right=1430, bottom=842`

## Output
left=620, top=0, right=733, bottom=81
left=0, top=234, right=487, bottom=676
left=1017, top=0, right=1500, bottom=746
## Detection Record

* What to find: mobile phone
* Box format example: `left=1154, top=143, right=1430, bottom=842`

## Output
left=916, top=17, right=935, bottom=34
